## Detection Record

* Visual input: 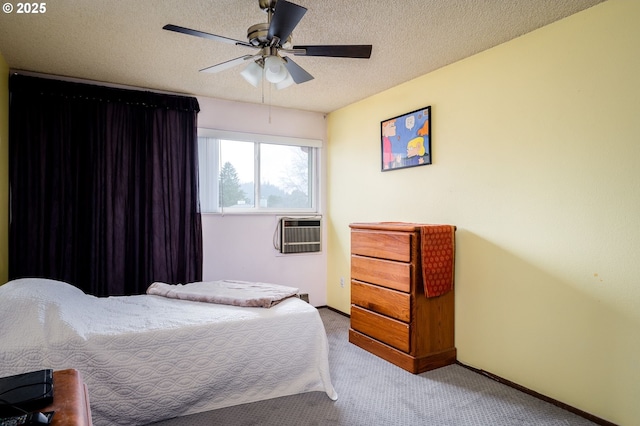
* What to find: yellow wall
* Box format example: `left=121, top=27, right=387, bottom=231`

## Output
left=326, top=1, right=639, bottom=425
left=0, top=52, right=8, bottom=284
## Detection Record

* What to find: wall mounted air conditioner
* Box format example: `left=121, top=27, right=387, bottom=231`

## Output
left=280, top=218, right=321, bottom=254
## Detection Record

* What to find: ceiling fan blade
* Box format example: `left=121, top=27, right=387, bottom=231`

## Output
left=200, top=55, right=257, bottom=73
left=163, top=24, right=254, bottom=48
left=292, top=45, right=372, bottom=59
left=282, top=57, right=314, bottom=84
left=267, top=0, right=307, bottom=44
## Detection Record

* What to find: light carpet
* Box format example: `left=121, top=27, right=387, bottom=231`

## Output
left=147, top=307, right=598, bottom=426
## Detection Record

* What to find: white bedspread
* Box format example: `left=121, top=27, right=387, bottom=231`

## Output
left=0, top=278, right=337, bottom=426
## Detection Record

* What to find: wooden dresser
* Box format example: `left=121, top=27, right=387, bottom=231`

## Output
left=348, top=222, right=456, bottom=374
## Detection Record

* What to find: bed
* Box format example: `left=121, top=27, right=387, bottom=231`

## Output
left=0, top=278, right=337, bottom=425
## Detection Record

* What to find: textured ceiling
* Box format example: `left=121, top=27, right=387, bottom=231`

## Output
left=0, top=0, right=604, bottom=113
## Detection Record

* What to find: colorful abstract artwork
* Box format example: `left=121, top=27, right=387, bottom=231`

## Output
left=381, top=106, right=431, bottom=171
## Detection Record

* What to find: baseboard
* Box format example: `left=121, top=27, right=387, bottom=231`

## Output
left=325, top=306, right=350, bottom=317
left=456, top=362, right=618, bottom=426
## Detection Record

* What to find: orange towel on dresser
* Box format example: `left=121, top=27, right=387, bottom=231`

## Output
left=420, top=225, right=456, bottom=298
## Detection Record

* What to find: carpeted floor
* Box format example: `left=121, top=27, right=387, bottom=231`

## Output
left=147, top=307, right=598, bottom=426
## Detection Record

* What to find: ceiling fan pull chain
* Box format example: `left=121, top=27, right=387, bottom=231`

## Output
left=268, top=79, right=273, bottom=124
left=262, top=66, right=266, bottom=106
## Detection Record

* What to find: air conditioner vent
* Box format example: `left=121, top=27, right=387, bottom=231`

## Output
left=280, top=218, right=321, bottom=254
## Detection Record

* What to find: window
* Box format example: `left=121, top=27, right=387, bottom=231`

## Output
left=198, top=129, right=321, bottom=213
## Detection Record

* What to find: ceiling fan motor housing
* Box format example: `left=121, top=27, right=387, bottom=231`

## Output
left=247, top=23, right=270, bottom=46
left=247, top=23, right=292, bottom=48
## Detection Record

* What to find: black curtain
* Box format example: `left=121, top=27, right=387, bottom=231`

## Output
left=8, top=75, right=202, bottom=296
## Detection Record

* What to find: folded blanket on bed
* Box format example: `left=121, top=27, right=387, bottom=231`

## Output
left=147, top=280, right=300, bottom=308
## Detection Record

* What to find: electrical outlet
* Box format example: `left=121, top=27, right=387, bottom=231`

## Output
left=340, top=277, right=345, bottom=288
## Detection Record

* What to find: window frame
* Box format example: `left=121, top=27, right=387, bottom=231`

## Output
left=197, top=128, right=321, bottom=214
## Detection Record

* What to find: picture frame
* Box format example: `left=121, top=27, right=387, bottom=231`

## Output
left=381, top=106, right=431, bottom=171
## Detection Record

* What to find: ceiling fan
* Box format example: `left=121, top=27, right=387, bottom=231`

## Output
left=163, top=0, right=372, bottom=89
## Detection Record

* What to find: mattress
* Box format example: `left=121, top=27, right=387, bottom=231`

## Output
left=0, top=278, right=337, bottom=425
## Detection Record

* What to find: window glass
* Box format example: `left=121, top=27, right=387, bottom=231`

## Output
left=219, top=139, right=254, bottom=208
left=197, top=130, right=319, bottom=213
left=260, top=144, right=311, bottom=209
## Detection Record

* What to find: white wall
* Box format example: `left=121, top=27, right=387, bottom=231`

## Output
left=197, top=96, right=328, bottom=306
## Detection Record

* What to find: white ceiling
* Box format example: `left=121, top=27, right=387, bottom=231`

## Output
left=0, top=0, right=604, bottom=113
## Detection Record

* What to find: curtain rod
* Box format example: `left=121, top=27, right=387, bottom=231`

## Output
left=10, top=69, right=192, bottom=98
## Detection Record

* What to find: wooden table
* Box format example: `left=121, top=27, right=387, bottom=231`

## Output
left=40, top=369, right=92, bottom=426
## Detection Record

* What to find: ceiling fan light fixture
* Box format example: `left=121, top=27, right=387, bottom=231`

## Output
left=264, top=55, right=288, bottom=84
left=275, top=72, right=295, bottom=90
left=240, top=61, right=263, bottom=87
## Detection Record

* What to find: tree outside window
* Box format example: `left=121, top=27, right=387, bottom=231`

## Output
left=219, top=161, right=248, bottom=207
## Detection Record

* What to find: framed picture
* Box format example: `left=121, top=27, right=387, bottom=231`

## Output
left=381, top=106, right=431, bottom=171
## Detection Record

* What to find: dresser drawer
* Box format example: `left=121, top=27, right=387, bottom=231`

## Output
left=351, top=255, right=411, bottom=292
left=351, top=280, right=410, bottom=322
left=351, top=230, right=412, bottom=262
left=351, top=305, right=410, bottom=353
